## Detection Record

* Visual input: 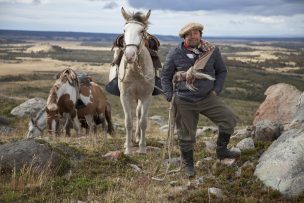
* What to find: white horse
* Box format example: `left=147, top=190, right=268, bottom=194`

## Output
left=27, top=107, right=47, bottom=138
left=119, top=8, right=155, bottom=154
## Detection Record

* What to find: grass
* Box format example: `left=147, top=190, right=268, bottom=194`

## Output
left=0, top=39, right=303, bottom=202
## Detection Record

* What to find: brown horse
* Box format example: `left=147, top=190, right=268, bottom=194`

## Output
left=77, top=81, right=114, bottom=136
left=46, top=68, right=114, bottom=137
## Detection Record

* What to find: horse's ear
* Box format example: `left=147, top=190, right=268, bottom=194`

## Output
left=56, top=72, right=61, bottom=79
left=121, top=7, right=130, bottom=21
left=145, top=9, right=151, bottom=21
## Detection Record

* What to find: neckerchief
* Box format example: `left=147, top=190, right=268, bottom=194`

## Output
left=184, top=40, right=214, bottom=57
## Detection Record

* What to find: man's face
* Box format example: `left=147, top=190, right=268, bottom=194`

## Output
left=184, top=30, right=201, bottom=47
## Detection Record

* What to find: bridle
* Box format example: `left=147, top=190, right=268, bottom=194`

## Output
left=123, top=20, right=147, bottom=55
left=119, top=20, right=152, bottom=82
left=30, top=109, right=45, bottom=133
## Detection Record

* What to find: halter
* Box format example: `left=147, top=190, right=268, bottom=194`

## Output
left=33, top=121, right=44, bottom=133
left=123, top=20, right=147, bottom=53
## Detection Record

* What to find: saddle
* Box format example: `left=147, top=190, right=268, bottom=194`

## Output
left=76, top=72, right=93, bottom=109
left=112, top=33, right=160, bottom=51
left=111, top=33, right=162, bottom=70
left=106, top=33, right=163, bottom=96
left=77, top=72, right=92, bottom=87
left=105, top=76, right=162, bottom=97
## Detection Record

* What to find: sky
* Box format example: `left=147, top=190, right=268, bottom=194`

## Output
left=0, top=0, right=303, bottom=37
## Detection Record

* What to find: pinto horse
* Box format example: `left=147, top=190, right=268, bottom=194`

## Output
left=118, top=8, right=155, bottom=154
left=27, top=92, right=114, bottom=138
left=77, top=81, right=114, bottom=136
left=45, top=68, right=114, bottom=137
left=46, top=68, right=81, bottom=136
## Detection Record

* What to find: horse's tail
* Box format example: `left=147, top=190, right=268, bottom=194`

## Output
left=105, top=101, right=114, bottom=135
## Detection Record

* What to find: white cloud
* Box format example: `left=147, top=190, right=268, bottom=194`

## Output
left=0, top=0, right=303, bottom=36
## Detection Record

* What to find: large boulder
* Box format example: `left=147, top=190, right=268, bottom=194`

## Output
left=254, top=93, right=304, bottom=198
left=253, top=83, right=301, bottom=127
left=254, top=128, right=304, bottom=197
left=0, top=139, right=71, bottom=175
left=289, top=92, right=304, bottom=129
left=253, top=120, right=283, bottom=142
left=10, top=97, right=46, bottom=117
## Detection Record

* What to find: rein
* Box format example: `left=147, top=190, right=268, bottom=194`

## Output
left=152, top=88, right=181, bottom=181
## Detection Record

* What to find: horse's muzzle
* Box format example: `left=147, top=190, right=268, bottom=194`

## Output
left=125, top=47, right=137, bottom=63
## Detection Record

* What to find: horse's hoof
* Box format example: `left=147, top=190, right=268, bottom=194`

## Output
left=138, top=148, right=147, bottom=154
left=124, top=149, right=131, bottom=155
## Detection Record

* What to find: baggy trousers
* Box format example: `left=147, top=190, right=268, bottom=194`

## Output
left=175, top=94, right=237, bottom=152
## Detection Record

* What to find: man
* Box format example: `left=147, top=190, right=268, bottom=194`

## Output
left=161, top=22, right=240, bottom=177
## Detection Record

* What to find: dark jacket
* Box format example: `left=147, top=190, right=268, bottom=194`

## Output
left=161, top=42, right=227, bottom=102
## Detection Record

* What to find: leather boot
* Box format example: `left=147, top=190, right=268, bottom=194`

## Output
left=216, top=132, right=241, bottom=160
left=181, top=150, right=195, bottom=177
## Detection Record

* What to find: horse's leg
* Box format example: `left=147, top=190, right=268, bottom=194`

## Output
left=62, top=113, right=72, bottom=136
left=84, top=114, right=95, bottom=135
left=97, top=112, right=107, bottom=141
left=120, top=94, right=133, bottom=154
left=138, top=96, right=152, bottom=154
left=135, top=100, right=141, bottom=143
left=105, top=102, right=114, bottom=136
left=72, top=110, right=81, bottom=136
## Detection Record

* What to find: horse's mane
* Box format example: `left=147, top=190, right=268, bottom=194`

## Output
left=129, top=12, right=150, bottom=26
left=46, top=85, right=58, bottom=110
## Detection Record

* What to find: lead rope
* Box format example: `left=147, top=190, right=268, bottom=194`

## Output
left=152, top=87, right=182, bottom=181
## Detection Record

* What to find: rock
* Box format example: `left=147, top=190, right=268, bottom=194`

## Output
left=0, top=139, right=71, bottom=175
left=163, top=157, right=181, bottom=166
left=10, top=97, right=46, bottom=117
left=103, top=151, right=123, bottom=160
left=159, top=125, right=168, bottom=132
left=232, top=127, right=252, bottom=139
left=0, top=116, right=10, bottom=126
left=218, top=158, right=236, bottom=166
left=196, top=126, right=218, bottom=137
left=236, top=138, right=255, bottom=151
left=203, top=157, right=213, bottom=161
left=254, top=120, right=283, bottom=141
left=253, top=83, right=301, bottom=127
left=149, top=115, right=164, bottom=126
left=169, top=181, right=179, bottom=186
left=203, top=140, right=216, bottom=153
left=254, top=128, right=304, bottom=197
left=0, top=126, right=17, bottom=135
left=194, top=176, right=204, bottom=186
left=289, top=92, right=304, bottom=129
left=129, top=164, right=142, bottom=172
left=208, top=187, right=224, bottom=198
left=146, top=146, right=161, bottom=152
left=235, top=168, right=242, bottom=177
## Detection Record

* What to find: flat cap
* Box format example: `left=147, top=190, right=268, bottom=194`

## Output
left=179, top=22, right=204, bottom=38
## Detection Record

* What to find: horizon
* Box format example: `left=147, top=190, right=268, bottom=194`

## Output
left=1, top=29, right=304, bottom=39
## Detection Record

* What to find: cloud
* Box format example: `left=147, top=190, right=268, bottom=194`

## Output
left=127, top=0, right=304, bottom=16
left=102, top=1, right=118, bottom=9
left=0, top=0, right=46, bottom=4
